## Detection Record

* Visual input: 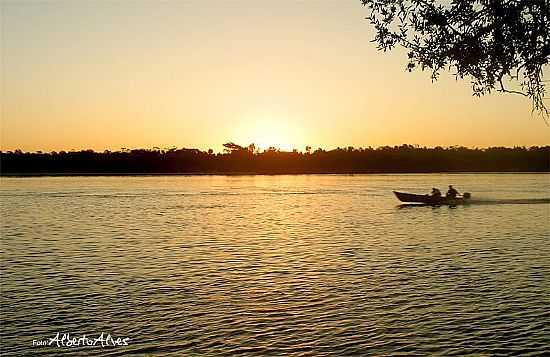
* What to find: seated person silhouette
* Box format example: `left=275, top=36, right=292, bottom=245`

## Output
left=446, top=185, right=459, bottom=198
left=431, top=187, right=442, bottom=197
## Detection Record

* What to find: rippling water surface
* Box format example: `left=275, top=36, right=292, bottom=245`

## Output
left=1, top=174, right=549, bottom=356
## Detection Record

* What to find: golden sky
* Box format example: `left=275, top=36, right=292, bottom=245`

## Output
left=1, top=0, right=549, bottom=152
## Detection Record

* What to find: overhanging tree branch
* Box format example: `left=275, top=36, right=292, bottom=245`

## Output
left=360, top=0, right=550, bottom=118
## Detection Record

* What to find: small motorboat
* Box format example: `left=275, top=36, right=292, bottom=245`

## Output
left=393, top=191, right=471, bottom=205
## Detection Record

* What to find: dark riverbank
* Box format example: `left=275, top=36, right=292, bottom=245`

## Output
left=2, top=145, right=549, bottom=175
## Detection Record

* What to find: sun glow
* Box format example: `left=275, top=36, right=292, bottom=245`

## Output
left=236, top=118, right=303, bottom=152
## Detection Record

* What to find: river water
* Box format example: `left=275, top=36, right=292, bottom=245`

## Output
left=1, top=174, right=549, bottom=356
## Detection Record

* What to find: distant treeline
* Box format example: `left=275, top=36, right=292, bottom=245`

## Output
left=1, top=144, right=549, bottom=175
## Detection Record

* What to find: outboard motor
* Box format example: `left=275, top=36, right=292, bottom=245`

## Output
left=463, top=192, right=471, bottom=199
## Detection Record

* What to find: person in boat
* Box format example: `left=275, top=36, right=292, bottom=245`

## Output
left=446, top=185, right=459, bottom=198
left=430, top=187, right=442, bottom=197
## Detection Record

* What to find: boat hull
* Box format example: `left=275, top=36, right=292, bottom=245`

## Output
left=393, top=191, right=468, bottom=205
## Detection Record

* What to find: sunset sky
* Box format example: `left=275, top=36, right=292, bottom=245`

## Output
left=1, top=0, right=549, bottom=153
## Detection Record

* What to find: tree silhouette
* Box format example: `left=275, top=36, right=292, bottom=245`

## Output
left=222, top=142, right=246, bottom=153
left=1, top=145, right=548, bottom=174
left=361, top=0, right=549, bottom=116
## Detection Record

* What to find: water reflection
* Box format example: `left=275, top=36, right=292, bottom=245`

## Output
left=1, top=174, right=549, bottom=356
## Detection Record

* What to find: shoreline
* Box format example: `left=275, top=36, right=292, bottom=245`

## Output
left=2, top=171, right=549, bottom=177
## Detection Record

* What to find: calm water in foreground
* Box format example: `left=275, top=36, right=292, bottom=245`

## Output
left=1, top=174, right=549, bottom=356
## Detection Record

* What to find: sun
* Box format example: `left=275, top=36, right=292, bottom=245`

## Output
left=247, top=118, right=297, bottom=152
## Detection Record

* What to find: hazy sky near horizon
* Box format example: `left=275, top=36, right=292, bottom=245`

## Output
left=1, top=0, right=549, bottom=152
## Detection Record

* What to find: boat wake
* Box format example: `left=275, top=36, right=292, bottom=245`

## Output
left=468, top=198, right=550, bottom=205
